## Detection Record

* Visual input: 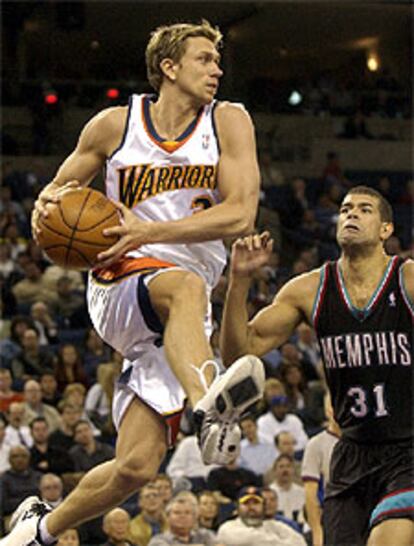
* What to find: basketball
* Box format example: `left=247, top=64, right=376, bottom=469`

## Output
left=37, top=187, right=120, bottom=270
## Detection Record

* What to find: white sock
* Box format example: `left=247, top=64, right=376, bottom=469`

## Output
left=39, top=515, right=57, bottom=545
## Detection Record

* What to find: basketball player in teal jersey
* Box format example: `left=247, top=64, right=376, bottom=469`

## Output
left=220, top=186, right=413, bottom=546
left=3, top=21, right=264, bottom=546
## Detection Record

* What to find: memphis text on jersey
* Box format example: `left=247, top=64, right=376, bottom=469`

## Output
left=320, top=330, right=411, bottom=369
left=118, top=164, right=217, bottom=207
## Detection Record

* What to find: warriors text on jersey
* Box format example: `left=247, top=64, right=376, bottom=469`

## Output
left=312, top=257, right=413, bottom=443
left=105, top=94, right=227, bottom=287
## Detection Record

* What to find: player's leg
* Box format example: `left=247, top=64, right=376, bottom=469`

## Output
left=1, top=397, right=167, bottom=545
left=367, top=519, right=414, bottom=546
left=148, top=269, right=265, bottom=465
left=148, top=269, right=214, bottom=407
left=323, top=492, right=367, bottom=546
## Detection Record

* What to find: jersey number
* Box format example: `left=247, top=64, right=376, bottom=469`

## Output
left=347, top=383, right=388, bottom=418
left=191, top=195, right=213, bottom=213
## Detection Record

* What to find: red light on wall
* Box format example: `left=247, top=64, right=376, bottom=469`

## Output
left=44, top=92, right=58, bottom=105
left=106, top=88, right=120, bottom=99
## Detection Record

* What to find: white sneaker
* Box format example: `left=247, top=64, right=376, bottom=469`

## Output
left=193, top=354, right=265, bottom=465
left=0, top=496, right=51, bottom=546
left=195, top=417, right=242, bottom=465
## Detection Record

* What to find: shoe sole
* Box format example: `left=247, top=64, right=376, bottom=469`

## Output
left=9, top=496, right=41, bottom=531
left=203, top=355, right=265, bottom=420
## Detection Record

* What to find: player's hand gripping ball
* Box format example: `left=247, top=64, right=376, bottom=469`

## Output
left=37, top=188, right=120, bottom=270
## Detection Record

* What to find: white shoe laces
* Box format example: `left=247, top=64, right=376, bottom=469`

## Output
left=191, top=360, right=221, bottom=393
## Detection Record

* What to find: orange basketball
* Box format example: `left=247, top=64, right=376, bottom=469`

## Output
left=37, top=187, right=120, bottom=270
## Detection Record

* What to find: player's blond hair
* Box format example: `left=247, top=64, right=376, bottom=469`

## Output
left=145, top=20, right=222, bottom=92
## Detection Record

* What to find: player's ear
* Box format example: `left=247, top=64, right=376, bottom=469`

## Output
left=159, top=58, right=177, bottom=83
left=380, top=222, right=394, bottom=242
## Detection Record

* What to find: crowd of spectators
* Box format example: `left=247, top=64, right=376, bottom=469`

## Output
left=0, top=152, right=412, bottom=545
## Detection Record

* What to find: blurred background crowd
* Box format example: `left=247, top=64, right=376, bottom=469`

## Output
left=1, top=2, right=412, bottom=545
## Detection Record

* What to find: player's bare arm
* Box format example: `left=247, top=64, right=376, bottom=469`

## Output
left=31, top=107, right=127, bottom=239
left=401, top=259, right=414, bottom=303
left=220, top=233, right=320, bottom=366
left=96, top=103, right=260, bottom=266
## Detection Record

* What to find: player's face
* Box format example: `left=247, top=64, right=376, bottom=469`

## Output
left=173, top=37, right=223, bottom=104
left=337, top=194, right=390, bottom=249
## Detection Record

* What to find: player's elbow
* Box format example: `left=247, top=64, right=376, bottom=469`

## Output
left=232, top=209, right=255, bottom=236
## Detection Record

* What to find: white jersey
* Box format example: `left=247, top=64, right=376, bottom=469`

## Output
left=105, top=93, right=227, bottom=288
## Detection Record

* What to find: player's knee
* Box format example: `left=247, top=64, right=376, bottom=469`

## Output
left=114, top=453, right=160, bottom=491
left=172, top=272, right=207, bottom=309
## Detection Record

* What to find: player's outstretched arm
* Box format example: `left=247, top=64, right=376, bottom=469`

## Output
left=31, top=107, right=126, bottom=241
left=96, top=103, right=260, bottom=266
left=220, top=233, right=314, bottom=366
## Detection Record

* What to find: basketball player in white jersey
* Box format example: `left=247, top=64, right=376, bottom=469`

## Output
left=4, top=21, right=264, bottom=546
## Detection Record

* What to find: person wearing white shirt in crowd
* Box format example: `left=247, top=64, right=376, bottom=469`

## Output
left=0, top=419, right=11, bottom=474
left=238, top=415, right=276, bottom=476
left=217, top=486, right=306, bottom=546
left=264, top=431, right=302, bottom=485
left=270, top=454, right=306, bottom=526
left=166, top=434, right=218, bottom=487
left=257, top=394, right=308, bottom=453
left=301, top=394, right=341, bottom=546
left=22, top=380, right=62, bottom=433
left=4, top=401, right=33, bottom=448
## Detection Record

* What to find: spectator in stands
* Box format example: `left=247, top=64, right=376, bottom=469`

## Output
left=301, top=394, right=340, bottom=546
left=0, top=417, right=11, bottom=474
left=69, top=420, right=114, bottom=472
left=0, top=445, right=41, bottom=518
left=0, top=186, right=28, bottom=227
left=269, top=455, right=305, bottom=526
left=54, top=344, right=88, bottom=393
left=257, top=378, right=285, bottom=415
left=198, top=491, right=220, bottom=532
left=10, top=327, right=55, bottom=385
left=40, top=372, right=61, bottom=408
left=167, top=434, right=218, bottom=492
left=154, top=474, right=174, bottom=508
left=295, top=324, right=322, bottom=379
left=2, top=222, right=27, bottom=260
left=102, top=508, right=133, bottom=546
left=257, top=394, right=308, bottom=453
left=148, top=495, right=219, bottom=546
left=0, top=368, right=23, bottom=413
left=0, top=242, right=15, bottom=280
left=11, top=260, right=50, bottom=307
left=84, top=363, right=113, bottom=433
left=238, top=415, right=276, bottom=476
left=216, top=486, right=306, bottom=546
left=22, top=379, right=62, bottom=432
left=82, top=327, right=111, bottom=382
left=29, top=416, right=74, bottom=475
left=321, top=151, right=350, bottom=192
left=49, top=276, right=85, bottom=328
left=42, top=266, right=85, bottom=294
left=207, top=456, right=261, bottom=502
left=261, top=486, right=302, bottom=532
left=49, top=402, right=82, bottom=451
left=30, top=301, right=58, bottom=346
left=278, top=361, right=307, bottom=412
left=128, top=482, right=167, bottom=546
left=56, top=529, right=80, bottom=546
left=39, top=473, right=64, bottom=508
left=0, top=314, right=35, bottom=366
left=4, top=401, right=33, bottom=448
left=264, top=431, right=301, bottom=486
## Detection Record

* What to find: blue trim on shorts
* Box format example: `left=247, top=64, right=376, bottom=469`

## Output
left=137, top=275, right=164, bottom=335
left=370, top=490, right=414, bottom=527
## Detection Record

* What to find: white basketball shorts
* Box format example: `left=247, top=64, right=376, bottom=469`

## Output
left=87, top=256, right=213, bottom=444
